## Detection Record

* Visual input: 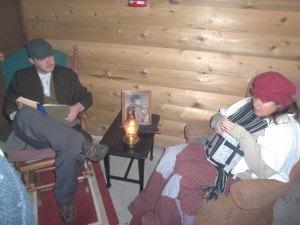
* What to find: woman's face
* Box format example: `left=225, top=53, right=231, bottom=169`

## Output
left=252, top=97, right=281, bottom=117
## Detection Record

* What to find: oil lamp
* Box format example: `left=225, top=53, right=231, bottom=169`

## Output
left=123, top=106, right=139, bottom=148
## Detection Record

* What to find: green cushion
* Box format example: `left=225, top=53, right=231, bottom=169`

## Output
left=2, top=48, right=68, bottom=88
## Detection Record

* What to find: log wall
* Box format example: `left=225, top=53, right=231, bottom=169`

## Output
left=20, top=0, right=300, bottom=148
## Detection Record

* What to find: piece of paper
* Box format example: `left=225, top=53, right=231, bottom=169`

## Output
left=15, top=96, right=38, bottom=109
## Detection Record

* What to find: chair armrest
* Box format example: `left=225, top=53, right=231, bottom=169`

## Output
left=184, top=121, right=211, bottom=142
left=0, top=51, right=4, bottom=64
left=230, top=179, right=291, bottom=209
left=78, top=111, right=88, bottom=131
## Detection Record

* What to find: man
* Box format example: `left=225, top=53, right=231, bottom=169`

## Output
left=0, top=38, right=108, bottom=224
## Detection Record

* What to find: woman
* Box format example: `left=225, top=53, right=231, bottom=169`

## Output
left=128, top=71, right=300, bottom=225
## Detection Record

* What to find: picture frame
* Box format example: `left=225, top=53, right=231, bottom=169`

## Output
left=121, top=90, right=152, bottom=125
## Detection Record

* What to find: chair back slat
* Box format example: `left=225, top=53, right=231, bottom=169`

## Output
left=7, top=148, right=55, bottom=162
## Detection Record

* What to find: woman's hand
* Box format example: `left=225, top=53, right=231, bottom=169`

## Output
left=220, top=118, right=235, bottom=133
left=216, top=117, right=235, bottom=135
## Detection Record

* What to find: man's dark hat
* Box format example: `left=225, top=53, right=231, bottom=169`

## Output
left=26, top=38, right=54, bottom=59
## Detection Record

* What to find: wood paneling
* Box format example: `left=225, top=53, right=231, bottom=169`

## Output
left=21, top=0, right=300, bottom=60
left=0, top=0, right=26, bottom=128
left=20, top=0, right=300, bottom=148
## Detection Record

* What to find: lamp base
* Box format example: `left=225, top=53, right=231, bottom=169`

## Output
left=123, top=136, right=139, bottom=148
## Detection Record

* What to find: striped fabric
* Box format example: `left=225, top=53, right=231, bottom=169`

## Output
left=204, top=102, right=268, bottom=201
left=228, top=102, right=268, bottom=133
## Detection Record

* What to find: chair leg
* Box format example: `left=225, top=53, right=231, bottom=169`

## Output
left=80, top=160, right=94, bottom=193
left=37, top=191, right=43, bottom=206
left=34, top=172, right=43, bottom=206
left=20, top=170, right=43, bottom=206
left=84, top=181, right=90, bottom=193
left=14, top=159, right=94, bottom=205
left=21, top=170, right=35, bottom=190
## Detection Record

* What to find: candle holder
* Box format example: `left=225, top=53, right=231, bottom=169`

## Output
left=123, top=106, right=139, bottom=148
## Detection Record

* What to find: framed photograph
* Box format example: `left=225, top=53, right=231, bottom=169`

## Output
left=122, top=90, right=152, bottom=125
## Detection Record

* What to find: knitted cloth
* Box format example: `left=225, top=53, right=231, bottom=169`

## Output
left=0, top=149, right=36, bottom=225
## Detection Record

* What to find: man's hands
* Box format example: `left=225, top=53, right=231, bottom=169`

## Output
left=65, top=103, right=84, bottom=122
left=216, top=117, right=235, bottom=135
left=17, top=102, right=24, bottom=109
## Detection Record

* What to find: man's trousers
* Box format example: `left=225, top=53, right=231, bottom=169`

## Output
left=3, top=107, right=86, bottom=206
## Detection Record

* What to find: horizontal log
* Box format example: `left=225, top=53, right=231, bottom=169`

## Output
left=78, top=65, right=251, bottom=96
left=160, top=0, right=300, bottom=12
left=85, top=109, right=120, bottom=135
left=152, top=103, right=216, bottom=122
left=79, top=76, right=242, bottom=112
left=22, top=0, right=300, bottom=37
left=21, top=0, right=300, bottom=63
left=21, top=0, right=300, bottom=13
left=49, top=40, right=300, bottom=82
left=23, top=19, right=300, bottom=60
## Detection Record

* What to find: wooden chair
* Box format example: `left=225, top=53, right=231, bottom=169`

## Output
left=6, top=112, right=93, bottom=193
left=185, top=79, right=300, bottom=225
left=0, top=45, right=94, bottom=199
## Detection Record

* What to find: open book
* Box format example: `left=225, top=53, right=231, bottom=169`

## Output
left=16, top=96, right=69, bottom=123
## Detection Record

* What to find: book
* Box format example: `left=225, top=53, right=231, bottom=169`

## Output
left=16, top=96, right=69, bottom=123
left=15, top=96, right=38, bottom=109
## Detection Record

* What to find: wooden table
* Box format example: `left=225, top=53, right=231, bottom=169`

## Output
left=100, top=111, right=160, bottom=192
